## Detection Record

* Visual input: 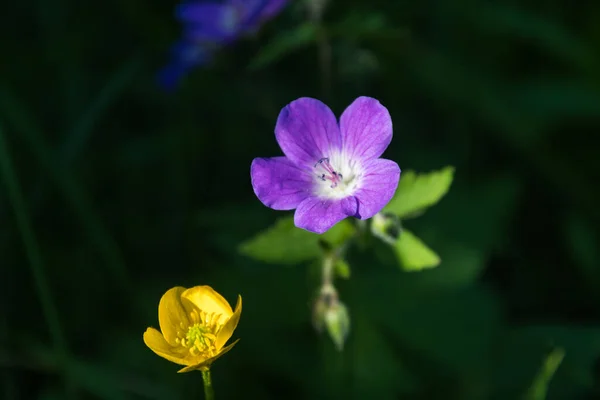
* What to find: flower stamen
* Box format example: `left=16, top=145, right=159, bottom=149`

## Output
left=315, top=158, right=343, bottom=188
left=177, top=311, right=225, bottom=358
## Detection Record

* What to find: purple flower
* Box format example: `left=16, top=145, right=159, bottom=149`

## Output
left=159, top=0, right=287, bottom=89
left=251, top=97, right=401, bottom=234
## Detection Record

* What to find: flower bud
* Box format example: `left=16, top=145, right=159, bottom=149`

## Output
left=312, top=283, right=337, bottom=332
left=324, top=301, right=350, bottom=351
left=371, top=212, right=401, bottom=245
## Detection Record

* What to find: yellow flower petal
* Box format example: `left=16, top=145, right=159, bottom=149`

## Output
left=181, top=286, right=233, bottom=318
left=158, top=286, right=191, bottom=346
left=177, top=339, right=240, bottom=373
left=215, top=295, right=242, bottom=350
left=143, top=328, right=189, bottom=366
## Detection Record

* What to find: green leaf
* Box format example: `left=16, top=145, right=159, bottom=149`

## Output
left=248, top=23, right=317, bottom=71
left=322, top=218, right=357, bottom=246
left=384, top=166, right=455, bottom=219
left=394, top=229, right=440, bottom=271
left=239, top=216, right=355, bottom=265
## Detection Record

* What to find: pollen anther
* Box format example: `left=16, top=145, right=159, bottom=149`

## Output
left=315, top=157, right=342, bottom=188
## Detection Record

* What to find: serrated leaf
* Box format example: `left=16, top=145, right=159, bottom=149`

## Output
left=395, top=229, right=440, bottom=271
left=248, top=23, right=317, bottom=71
left=239, top=216, right=355, bottom=265
left=239, top=217, right=317, bottom=264
left=384, top=166, right=455, bottom=218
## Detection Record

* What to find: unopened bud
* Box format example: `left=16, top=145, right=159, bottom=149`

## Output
left=324, top=301, right=350, bottom=351
left=371, top=212, right=401, bottom=245
left=312, top=283, right=337, bottom=332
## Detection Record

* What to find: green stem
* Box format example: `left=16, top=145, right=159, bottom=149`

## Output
left=322, top=227, right=357, bottom=285
left=201, top=368, right=215, bottom=400
left=322, top=254, right=334, bottom=286
left=0, top=126, right=76, bottom=398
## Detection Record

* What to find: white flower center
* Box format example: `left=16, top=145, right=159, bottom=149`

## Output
left=313, top=151, right=362, bottom=199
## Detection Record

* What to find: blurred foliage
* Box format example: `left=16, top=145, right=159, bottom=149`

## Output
left=2, top=0, right=600, bottom=399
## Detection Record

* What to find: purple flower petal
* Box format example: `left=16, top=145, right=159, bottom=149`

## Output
left=275, top=98, right=342, bottom=168
left=294, top=197, right=357, bottom=234
left=251, top=157, right=313, bottom=210
left=228, top=0, right=287, bottom=34
left=260, top=0, right=288, bottom=20
left=339, top=96, right=393, bottom=162
left=354, top=158, right=400, bottom=219
left=176, top=3, right=226, bottom=24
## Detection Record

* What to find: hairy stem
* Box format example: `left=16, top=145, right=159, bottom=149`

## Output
left=201, top=368, right=215, bottom=400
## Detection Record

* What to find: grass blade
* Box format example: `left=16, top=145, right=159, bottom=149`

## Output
left=0, top=87, right=129, bottom=288
left=0, top=124, right=76, bottom=399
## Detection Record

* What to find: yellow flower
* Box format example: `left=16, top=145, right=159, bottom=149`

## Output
left=143, top=285, right=242, bottom=373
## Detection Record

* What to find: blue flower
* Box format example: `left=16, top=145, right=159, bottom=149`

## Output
left=158, top=40, right=212, bottom=91
left=159, top=0, right=288, bottom=89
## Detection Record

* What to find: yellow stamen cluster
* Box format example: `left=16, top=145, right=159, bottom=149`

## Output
left=175, top=310, right=223, bottom=358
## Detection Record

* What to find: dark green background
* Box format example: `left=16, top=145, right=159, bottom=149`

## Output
left=2, top=0, right=600, bottom=399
